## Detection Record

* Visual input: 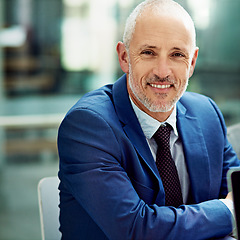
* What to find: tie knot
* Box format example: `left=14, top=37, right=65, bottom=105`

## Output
left=153, top=124, right=172, bottom=147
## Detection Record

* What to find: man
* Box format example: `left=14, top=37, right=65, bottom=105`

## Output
left=58, top=0, right=240, bottom=239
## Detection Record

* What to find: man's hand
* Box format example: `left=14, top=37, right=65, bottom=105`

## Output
left=224, top=191, right=237, bottom=239
left=226, top=192, right=233, bottom=201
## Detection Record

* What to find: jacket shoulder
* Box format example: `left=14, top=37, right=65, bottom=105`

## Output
left=67, top=84, right=115, bottom=115
left=180, top=91, right=211, bottom=104
left=179, top=92, right=218, bottom=113
left=178, top=92, right=227, bottom=134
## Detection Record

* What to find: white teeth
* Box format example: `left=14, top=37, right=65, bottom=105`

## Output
left=150, top=84, right=171, bottom=89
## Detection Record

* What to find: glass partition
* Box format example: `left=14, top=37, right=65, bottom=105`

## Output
left=0, top=0, right=239, bottom=239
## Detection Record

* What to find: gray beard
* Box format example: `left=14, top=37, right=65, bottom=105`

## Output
left=128, top=64, right=188, bottom=113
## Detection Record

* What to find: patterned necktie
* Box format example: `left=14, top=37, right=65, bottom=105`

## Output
left=153, top=124, right=183, bottom=207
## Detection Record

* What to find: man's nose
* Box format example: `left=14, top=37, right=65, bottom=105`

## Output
left=152, top=57, right=171, bottom=79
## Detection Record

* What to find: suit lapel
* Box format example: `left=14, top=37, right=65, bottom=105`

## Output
left=177, top=101, right=211, bottom=203
left=112, top=75, right=160, bottom=176
left=112, top=76, right=211, bottom=204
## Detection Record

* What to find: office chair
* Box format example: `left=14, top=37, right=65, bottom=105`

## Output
left=38, top=176, right=61, bottom=240
left=227, top=122, right=240, bottom=159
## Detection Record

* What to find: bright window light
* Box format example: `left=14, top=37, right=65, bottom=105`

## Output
left=0, top=26, right=26, bottom=47
left=119, top=0, right=134, bottom=8
left=61, top=0, right=117, bottom=75
left=63, top=0, right=83, bottom=7
left=187, top=0, right=211, bottom=29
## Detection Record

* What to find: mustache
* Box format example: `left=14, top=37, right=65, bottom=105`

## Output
left=147, top=75, right=175, bottom=85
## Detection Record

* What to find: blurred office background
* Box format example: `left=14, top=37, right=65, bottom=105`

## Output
left=0, top=0, right=239, bottom=239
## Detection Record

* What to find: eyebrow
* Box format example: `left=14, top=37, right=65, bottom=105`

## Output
left=172, top=47, right=181, bottom=51
left=140, top=44, right=157, bottom=50
left=172, top=47, right=187, bottom=52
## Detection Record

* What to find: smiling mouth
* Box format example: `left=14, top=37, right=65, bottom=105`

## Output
left=149, top=83, right=172, bottom=89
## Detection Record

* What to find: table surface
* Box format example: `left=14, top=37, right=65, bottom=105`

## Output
left=215, top=236, right=236, bottom=240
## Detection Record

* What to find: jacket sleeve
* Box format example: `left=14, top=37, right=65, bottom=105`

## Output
left=58, top=107, right=234, bottom=240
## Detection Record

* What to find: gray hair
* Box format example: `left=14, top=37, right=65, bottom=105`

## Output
left=123, top=0, right=196, bottom=51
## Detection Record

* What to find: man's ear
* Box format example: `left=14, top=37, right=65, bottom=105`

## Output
left=189, top=47, right=199, bottom=78
left=116, top=42, right=129, bottom=73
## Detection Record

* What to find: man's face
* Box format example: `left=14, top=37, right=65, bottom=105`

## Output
left=120, top=14, right=198, bottom=118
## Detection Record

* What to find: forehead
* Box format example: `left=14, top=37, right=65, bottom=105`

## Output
left=130, top=13, right=194, bottom=52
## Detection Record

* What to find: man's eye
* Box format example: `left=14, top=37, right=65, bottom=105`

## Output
left=141, top=50, right=155, bottom=55
left=172, top=52, right=185, bottom=57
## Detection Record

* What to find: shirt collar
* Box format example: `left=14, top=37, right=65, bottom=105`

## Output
left=130, top=98, right=179, bottom=139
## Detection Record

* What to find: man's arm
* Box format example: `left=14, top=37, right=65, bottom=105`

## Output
left=58, top=107, right=234, bottom=240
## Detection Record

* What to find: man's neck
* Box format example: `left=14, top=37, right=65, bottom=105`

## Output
left=129, top=94, right=174, bottom=122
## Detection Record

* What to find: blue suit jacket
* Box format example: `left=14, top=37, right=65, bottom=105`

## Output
left=58, top=75, right=240, bottom=240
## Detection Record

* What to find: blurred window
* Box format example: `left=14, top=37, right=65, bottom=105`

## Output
left=0, top=1, right=239, bottom=239
left=0, top=0, right=239, bottom=164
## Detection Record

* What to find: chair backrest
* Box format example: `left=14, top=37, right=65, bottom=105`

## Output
left=227, top=123, right=240, bottom=160
left=38, top=176, right=61, bottom=240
